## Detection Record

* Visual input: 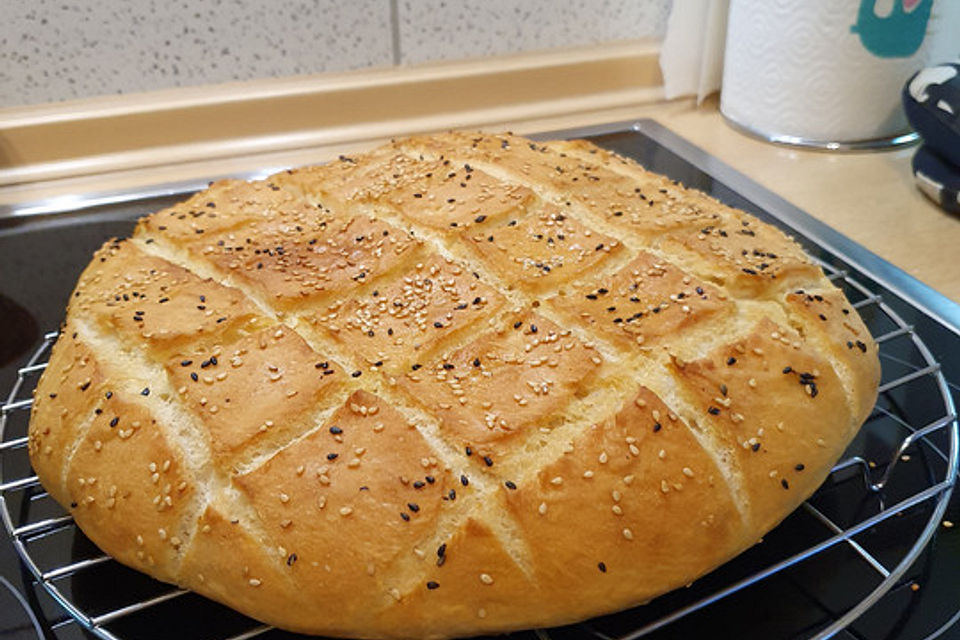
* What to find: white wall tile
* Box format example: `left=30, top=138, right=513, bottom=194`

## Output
left=0, top=0, right=393, bottom=107
left=397, top=0, right=671, bottom=66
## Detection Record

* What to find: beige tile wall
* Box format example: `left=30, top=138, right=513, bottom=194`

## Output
left=0, top=0, right=670, bottom=108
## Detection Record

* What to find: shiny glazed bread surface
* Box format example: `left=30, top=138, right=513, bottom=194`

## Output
left=29, top=132, right=880, bottom=639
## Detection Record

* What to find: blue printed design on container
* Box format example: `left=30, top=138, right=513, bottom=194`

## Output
left=851, top=0, right=934, bottom=58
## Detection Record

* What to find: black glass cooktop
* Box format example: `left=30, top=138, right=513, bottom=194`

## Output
left=1, top=121, right=958, bottom=640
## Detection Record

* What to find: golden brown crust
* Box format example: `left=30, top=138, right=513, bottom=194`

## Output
left=28, top=132, right=880, bottom=639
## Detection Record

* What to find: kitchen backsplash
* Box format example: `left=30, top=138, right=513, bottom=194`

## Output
left=0, top=0, right=670, bottom=109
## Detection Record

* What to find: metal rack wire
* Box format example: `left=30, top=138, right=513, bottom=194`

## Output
left=1, top=257, right=956, bottom=640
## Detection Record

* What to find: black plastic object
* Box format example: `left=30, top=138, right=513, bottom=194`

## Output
left=903, top=62, right=960, bottom=170
left=912, top=144, right=960, bottom=214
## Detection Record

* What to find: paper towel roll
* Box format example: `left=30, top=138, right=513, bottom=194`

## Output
left=721, top=0, right=936, bottom=145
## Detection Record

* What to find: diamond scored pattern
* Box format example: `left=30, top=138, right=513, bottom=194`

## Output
left=135, top=137, right=726, bottom=600
left=81, top=132, right=853, bottom=633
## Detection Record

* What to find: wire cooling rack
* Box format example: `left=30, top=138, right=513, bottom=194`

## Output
left=0, top=255, right=957, bottom=640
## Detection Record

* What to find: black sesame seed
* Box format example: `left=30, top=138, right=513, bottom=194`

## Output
left=351, top=370, right=362, bottom=378
left=795, top=463, right=805, bottom=471
left=751, top=442, right=761, bottom=452
left=782, top=366, right=793, bottom=374
left=408, top=503, right=420, bottom=513
left=465, top=446, right=473, bottom=456
left=400, top=512, right=410, bottom=521
left=426, top=581, right=439, bottom=590
left=505, top=480, right=517, bottom=490
left=473, top=358, right=481, bottom=367
left=105, top=391, right=113, bottom=399
left=437, top=543, right=446, bottom=557
left=653, top=422, right=662, bottom=432
left=856, top=340, right=867, bottom=353
left=448, top=489, right=456, bottom=500
left=433, top=321, right=444, bottom=328
left=329, top=426, right=343, bottom=434
left=109, top=417, right=119, bottom=427
left=425, top=475, right=435, bottom=484
left=513, top=321, right=523, bottom=329
left=412, top=363, right=422, bottom=371
left=707, top=407, right=720, bottom=415
left=327, top=453, right=339, bottom=460
left=180, top=360, right=193, bottom=367
left=460, top=474, right=469, bottom=486
left=781, top=479, right=790, bottom=489
left=287, top=553, right=298, bottom=566
left=79, top=381, right=91, bottom=392
left=483, top=455, right=494, bottom=467
left=413, top=481, right=425, bottom=489
left=598, top=562, right=607, bottom=573
left=141, top=387, right=150, bottom=396
left=727, top=357, right=737, bottom=365
left=529, top=324, right=538, bottom=333
left=474, top=215, right=487, bottom=223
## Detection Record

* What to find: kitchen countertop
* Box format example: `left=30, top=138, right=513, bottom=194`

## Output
left=652, top=97, right=960, bottom=305
left=0, top=39, right=955, bottom=304
left=5, top=96, right=956, bottom=306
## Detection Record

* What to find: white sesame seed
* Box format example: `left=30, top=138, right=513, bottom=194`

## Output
left=479, top=573, right=494, bottom=585
left=622, top=528, right=634, bottom=540
left=249, top=578, right=262, bottom=587
left=538, top=502, right=548, bottom=515
left=339, top=506, right=353, bottom=516
left=550, top=476, right=563, bottom=485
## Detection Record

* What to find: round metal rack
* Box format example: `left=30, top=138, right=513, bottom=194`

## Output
left=1, top=264, right=957, bottom=639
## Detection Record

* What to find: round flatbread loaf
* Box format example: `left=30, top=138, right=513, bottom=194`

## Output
left=28, top=132, right=880, bottom=639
